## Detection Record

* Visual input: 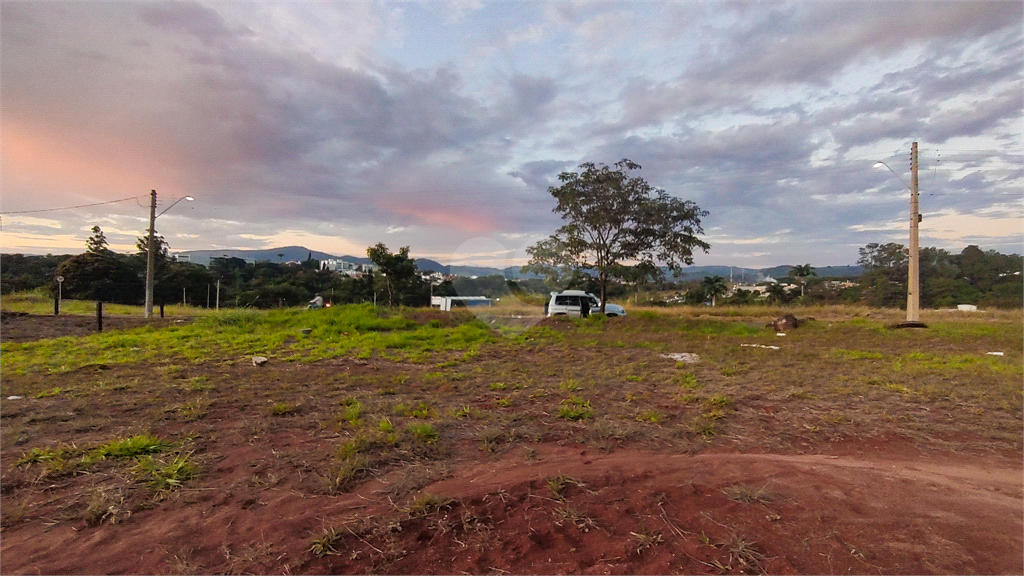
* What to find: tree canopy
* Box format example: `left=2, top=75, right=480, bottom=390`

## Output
left=523, top=159, right=709, bottom=311
left=366, top=243, right=425, bottom=307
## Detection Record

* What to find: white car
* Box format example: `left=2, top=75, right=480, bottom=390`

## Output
left=545, top=290, right=627, bottom=317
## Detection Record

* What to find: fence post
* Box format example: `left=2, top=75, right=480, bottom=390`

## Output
left=160, top=302, right=165, bottom=318
left=97, top=301, right=103, bottom=332
left=54, top=294, right=60, bottom=316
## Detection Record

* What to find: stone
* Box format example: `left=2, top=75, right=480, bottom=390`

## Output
left=252, top=356, right=269, bottom=367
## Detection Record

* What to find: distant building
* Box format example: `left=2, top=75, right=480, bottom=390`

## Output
left=320, top=259, right=377, bottom=278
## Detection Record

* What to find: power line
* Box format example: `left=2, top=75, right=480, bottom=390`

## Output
left=0, top=195, right=145, bottom=215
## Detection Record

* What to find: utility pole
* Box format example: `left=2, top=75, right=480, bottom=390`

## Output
left=144, top=190, right=157, bottom=319
left=907, top=142, right=921, bottom=323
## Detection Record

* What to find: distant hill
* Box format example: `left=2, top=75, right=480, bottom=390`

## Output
left=174, top=246, right=861, bottom=280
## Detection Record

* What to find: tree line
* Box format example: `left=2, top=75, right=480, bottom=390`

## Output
left=0, top=228, right=440, bottom=309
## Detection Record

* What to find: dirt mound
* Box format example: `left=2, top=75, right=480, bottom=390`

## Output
left=4, top=441, right=1020, bottom=574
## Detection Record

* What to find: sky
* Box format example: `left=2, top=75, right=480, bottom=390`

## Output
left=2, top=0, right=1022, bottom=270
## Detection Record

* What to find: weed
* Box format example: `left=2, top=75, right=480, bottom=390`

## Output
left=630, top=524, right=664, bottom=554
left=342, top=402, right=364, bottom=426
left=82, top=487, right=127, bottom=525
left=179, top=399, right=209, bottom=421
left=489, top=382, right=507, bottom=391
left=720, top=364, right=739, bottom=376
left=554, top=505, right=596, bottom=532
left=721, top=534, right=767, bottom=572
left=479, top=428, right=507, bottom=452
left=678, top=373, right=701, bottom=389
left=547, top=474, right=568, bottom=500
left=133, top=452, right=196, bottom=490
left=325, top=456, right=372, bottom=493
left=832, top=349, right=884, bottom=360
left=93, top=435, right=168, bottom=460
left=405, top=493, right=453, bottom=515
left=268, top=402, right=298, bottom=417
left=185, top=376, right=212, bottom=391
left=624, top=375, right=643, bottom=382
left=392, top=374, right=409, bottom=385
left=559, top=378, right=582, bottom=393
left=378, top=387, right=397, bottom=396
left=309, top=527, right=342, bottom=557
left=377, top=417, right=394, bottom=433
left=407, top=422, right=439, bottom=443
left=34, top=387, right=67, bottom=398
left=723, top=484, right=774, bottom=505
left=495, top=396, right=512, bottom=408
left=452, top=405, right=474, bottom=418
left=702, top=408, right=727, bottom=420
left=636, top=410, right=662, bottom=424
left=15, top=444, right=75, bottom=467
left=394, top=402, right=436, bottom=419
left=558, top=396, right=593, bottom=421
left=692, top=418, right=717, bottom=438
left=820, top=411, right=849, bottom=425
left=707, top=395, right=734, bottom=408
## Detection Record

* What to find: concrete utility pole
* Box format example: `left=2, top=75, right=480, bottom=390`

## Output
left=907, top=142, right=920, bottom=323
left=145, top=190, right=157, bottom=319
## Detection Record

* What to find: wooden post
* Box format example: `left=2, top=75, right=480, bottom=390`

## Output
left=160, top=302, right=165, bottom=318
left=97, top=301, right=103, bottom=332
left=54, top=294, right=60, bottom=316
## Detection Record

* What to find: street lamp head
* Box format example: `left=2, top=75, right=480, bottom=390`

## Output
left=185, top=196, right=194, bottom=201
left=872, top=162, right=885, bottom=169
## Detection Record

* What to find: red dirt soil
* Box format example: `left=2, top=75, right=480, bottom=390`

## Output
left=3, top=438, right=1020, bottom=575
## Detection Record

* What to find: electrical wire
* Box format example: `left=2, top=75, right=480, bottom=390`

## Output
left=0, top=195, right=145, bottom=215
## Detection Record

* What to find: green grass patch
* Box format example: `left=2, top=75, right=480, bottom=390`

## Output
left=832, top=348, right=884, bottom=360
left=1, top=303, right=499, bottom=375
left=558, top=396, right=593, bottom=420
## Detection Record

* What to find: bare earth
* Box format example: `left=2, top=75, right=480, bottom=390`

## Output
left=1, top=313, right=1021, bottom=574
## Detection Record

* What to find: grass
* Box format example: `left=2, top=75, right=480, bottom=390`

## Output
left=558, top=396, right=594, bottom=421
left=723, top=484, right=774, bottom=505
left=1, top=302, right=499, bottom=375
left=133, top=453, right=197, bottom=490
left=405, top=492, right=453, bottom=515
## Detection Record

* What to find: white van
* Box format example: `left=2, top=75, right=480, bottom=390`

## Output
left=545, top=290, right=627, bottom=317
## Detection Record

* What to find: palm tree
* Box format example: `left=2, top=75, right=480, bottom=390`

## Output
left=766, top=282, right=788, bottom=304
left=701, top=275, right=728, bottom=307
left=789, top=264, right=816, bottom=297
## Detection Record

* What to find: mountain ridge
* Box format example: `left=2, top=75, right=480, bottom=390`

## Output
left=174, top=246, right=862, bottom=280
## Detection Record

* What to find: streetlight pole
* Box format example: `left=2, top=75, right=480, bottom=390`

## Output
left=145, top=190, right=157, bottom=318
left=908, top=142, right=920, bottom=323
left=144, top=191, right=194, bottom=319
left=874, top=142, right=924, bottom=327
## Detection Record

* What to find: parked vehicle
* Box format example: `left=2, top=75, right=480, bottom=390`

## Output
left=544, top=290, right=627, bottom=317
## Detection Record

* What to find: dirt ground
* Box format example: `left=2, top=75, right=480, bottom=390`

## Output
left=0, top=311, right=187, bottom=343
left=1, top=313, right=1021, bottom=575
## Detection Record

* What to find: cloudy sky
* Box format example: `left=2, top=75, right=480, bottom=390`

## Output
left=2, top=1, right=1021, bottom=269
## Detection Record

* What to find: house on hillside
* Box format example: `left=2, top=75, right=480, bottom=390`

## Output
left=320, top=259, right=377, bottom=278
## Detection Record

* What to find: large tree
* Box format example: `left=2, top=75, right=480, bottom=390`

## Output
left=789, top=263, right=816, bottom=297
left=366, top=243, right=420, bottom=307
left=701, top=275, right=728, bottom=307
left=523, top=159, right=709, bottom=312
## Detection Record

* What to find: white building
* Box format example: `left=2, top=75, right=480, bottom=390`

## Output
left=320, top=259, right=377, bottom=277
